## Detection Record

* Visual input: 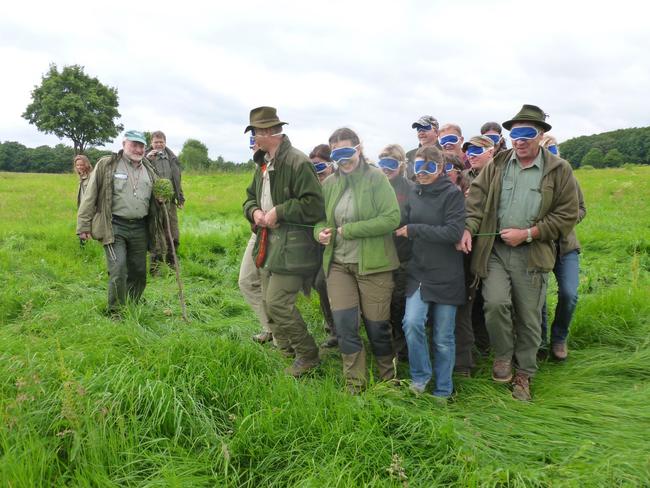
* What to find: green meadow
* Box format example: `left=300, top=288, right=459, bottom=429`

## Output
left=1, top=167, right=649, bottom=487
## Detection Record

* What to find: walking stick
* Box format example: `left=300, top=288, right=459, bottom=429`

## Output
left=153, top=179, right=188, bottom=322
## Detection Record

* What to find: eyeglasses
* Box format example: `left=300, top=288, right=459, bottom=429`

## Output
left=509, top=126, right=539, bottom=141
left=330, top=146, right=358, bottom=164
left=313, top=161, right=330, bottom=173
left=547, top=144, right=558, bottom=155
left=414, top=159, right=440, bottom=175
left=466, top=145, right=491, bottom=157
left=439, top=134, right=460, bottom=146
left=415, top=124, right=433, bottom=133
left=484, top=133, right=501, bottom=144
left=378, top=158, right=400, bottom=172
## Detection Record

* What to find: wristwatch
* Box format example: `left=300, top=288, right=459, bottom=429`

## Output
left=526, top=228, right=533, bottom=243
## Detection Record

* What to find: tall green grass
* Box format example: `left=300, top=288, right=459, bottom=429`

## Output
left=1, top=167, right=649, bottom=486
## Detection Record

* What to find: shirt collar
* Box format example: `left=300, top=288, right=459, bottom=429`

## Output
left=512, top=148, right=543, bottom=169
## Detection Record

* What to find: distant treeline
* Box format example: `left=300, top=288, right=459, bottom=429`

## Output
left=0, top=140, right=255, bottom=174
left=560, top=126, right=650, bottom=168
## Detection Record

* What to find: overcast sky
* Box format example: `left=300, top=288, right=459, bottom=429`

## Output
left=2, top=0, right=649, bottom=162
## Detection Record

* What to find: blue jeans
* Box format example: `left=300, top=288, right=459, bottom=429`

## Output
left=541, top=250, right=580, bottom=345
left=402, top=288, right=456, bottom=397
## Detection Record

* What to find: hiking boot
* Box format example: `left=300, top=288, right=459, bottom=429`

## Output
left=409, top=382, right=427, bottom=396
left=320, top=335, right=338, bottom=348
left=252, top=331, right=273, bottom=344
left=454, top=367, right=471, bottom=378
left=537, top=347, right=549, bottom=362
left=511, top=372, right=532, bottom=401
left=492, top=359, right=513, bottom=383
left=284, top=357, right=320, bottom=377
left=279, top=347, right=295, bottom=358
left=551, top=342, right=568, bottom=361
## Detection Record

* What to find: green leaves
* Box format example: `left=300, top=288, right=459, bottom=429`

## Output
left=22, top=64, right=124, bottom=154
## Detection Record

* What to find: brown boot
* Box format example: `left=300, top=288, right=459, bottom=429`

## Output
left=512, top=372, right=532, bottom=401
left=492, top=359, right=513, bottom=383
left=252, top=331, right=273, bottom=344
left=551, top=342, right=568, bottom=361
left=285, top=355, right=320, bottom=377
left=375, top=355, right=396, bottom=381
left=341, top=349, right=367, bottom=392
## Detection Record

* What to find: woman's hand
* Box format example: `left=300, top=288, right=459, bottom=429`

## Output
left=395, top=225, right=408, bottom=238
left=318, top=228, right=333, bottom=245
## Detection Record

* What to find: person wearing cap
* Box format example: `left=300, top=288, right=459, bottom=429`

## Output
left=453, top=135, right=495, bottom=376
left=242, top=106, right=325, bottom=377
left=458, top=104, right=579, bottom=401
left=309, top=144, right=337, bottom=348
left=377, top=143, right=413, bottom=362
left=406, top=115, right=440, bottom=180
left=538, top=135, right=586, bottom=361
left=77, top=130, right=164, bottom=316
left=438, top=123, right=469, bottom=169
left=395, top=145, right=466, bottom=399
left=314, top=127, right=400, bottom=393
left=480, top=122, right=508, bottom=154
left=146, top=130, right=185, bottom=275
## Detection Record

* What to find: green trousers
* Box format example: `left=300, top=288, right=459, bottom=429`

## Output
left=260, top=270, right=319, bottom=362
left=105, top=217, right=148, bottom=313
left=482, top=241, right=548, bottom=376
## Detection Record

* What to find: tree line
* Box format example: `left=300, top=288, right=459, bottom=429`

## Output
left=560, top=126, right=650, bottom=168
left=0, top=139, right=254, bottom=174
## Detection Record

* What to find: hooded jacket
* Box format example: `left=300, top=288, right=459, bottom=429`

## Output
left=404, top=176, right=466, bottom=305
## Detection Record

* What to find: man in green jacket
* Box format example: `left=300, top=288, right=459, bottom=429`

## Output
left=242, top=107, right=325, bottom=377
left=458, top=105, right=579, bottom=401
left=77, top=130, right=164, bottom=316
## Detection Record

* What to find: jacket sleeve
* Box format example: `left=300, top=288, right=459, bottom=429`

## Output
left=408, top=189, right=466, bottom=244
left=76, top=163, right=102, bottom=234
left=576, top=180, right=586, bottom=224
left=243, top=169, right=261, bottom=224
left=535, top=163, right=579, bottom=241
left=343, top=173, right=400, bottom=239
left=274, top=160, right=325, bottom=225
left=464, top=162, right=492, bottom=235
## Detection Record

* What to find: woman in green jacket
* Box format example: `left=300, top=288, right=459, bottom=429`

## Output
left=314, top=128, right=401, bottom=392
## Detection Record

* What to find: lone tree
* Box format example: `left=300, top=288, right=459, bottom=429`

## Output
left=22, top=64, right=124, bottom=154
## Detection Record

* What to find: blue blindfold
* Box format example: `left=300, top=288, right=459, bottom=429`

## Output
left=378, top=158, right=400, bottom=171
left=466, top=145, right=490, bottom=157
left=484, top=133, right=501, bottom=144
left=509, top=126, right=539, bottom=141
left=313, top=161, right=330, bottom=173
left=439, top=134, right=460, bottom=146
left=414, top=160, right=440, bottom=175
left=547, top=144, right=558, bottom=155
left=330, top=146, right=358, bottom=163
left=415, top=124, right=433, bottom=132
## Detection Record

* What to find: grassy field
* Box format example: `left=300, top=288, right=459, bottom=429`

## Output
left=0, top=166, right=649, bottom=487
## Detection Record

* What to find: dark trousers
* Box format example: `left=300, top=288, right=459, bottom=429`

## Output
left=105, top=217, right=148, bottom=313
left=151, top=202, right=179, bottom=268
left=390, top=265, right=408, bottom=360
left=313, top=267, right=335, bottom=335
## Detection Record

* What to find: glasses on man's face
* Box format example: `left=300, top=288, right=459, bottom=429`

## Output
left=509, top=126, right=539, bottom=141
left=439, top=134, right=460, bottom=146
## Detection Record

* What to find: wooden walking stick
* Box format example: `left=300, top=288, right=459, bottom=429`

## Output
left=153, top=179, right=188, bottom=321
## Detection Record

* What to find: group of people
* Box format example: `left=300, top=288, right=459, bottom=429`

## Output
left=73, top=103, right=584, bottom=402
left=241, top=104, right=584, bottom=402
left=75, top=131, right=184, bottom=315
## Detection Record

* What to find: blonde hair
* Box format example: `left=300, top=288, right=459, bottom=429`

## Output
left=439, top=123, right=463, bottom=136
left=540, top=134, right=558, bottom=148
left=73, top=154, right=92, bottom=176
left=378, top=143, right=406, bottom=175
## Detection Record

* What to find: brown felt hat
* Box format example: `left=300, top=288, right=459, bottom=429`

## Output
left=244, top=106, right=288, bottom=133
left=502, top=104, right=552, bottom=132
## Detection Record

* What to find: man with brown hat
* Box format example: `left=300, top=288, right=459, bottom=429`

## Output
left=458, top=104, right=579, bottom=401
left=242, top=106, right=325, bottom=377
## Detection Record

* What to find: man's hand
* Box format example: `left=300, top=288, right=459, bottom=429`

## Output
left=263, top=207, right=279, bottom=229
left=146, top=149, right=158, bottom=159
left=318, top=228, right=332, bottom=245
left=395, top=225, right=408, bottom=238
left=500, top=228, right=528, bottom=247
left=177, top=202, right=184, bottom=209
left=457, top=229, right=473, bottom=254
left=79, top=232, right=92, bottom=241
left=252, top=209, right=266, bottom=227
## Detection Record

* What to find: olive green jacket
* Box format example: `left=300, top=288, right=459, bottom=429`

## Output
left=314, top=160, right=401, bottom=276
left=76, top=151, right=164, bottom=251
left=465, top=147, right=579, bottom=279
left=558, top=181, right=586, bottom=255
left=243, top=136, right=325, bottom=274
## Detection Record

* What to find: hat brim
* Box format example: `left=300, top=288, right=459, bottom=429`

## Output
left=244, top=121, right=288, bottom=133
left=502, top=118, right=552, bottom=132
left=125, top=137, right=146, bottom=144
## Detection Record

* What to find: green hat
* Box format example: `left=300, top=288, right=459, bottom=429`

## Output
left=462, top=135, right=495, bottom=152
left=502, top=104, right=552, bottom=132
left=123, top=130, right=146, bottom=145
left=244, top=106, right=288, bottom=133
